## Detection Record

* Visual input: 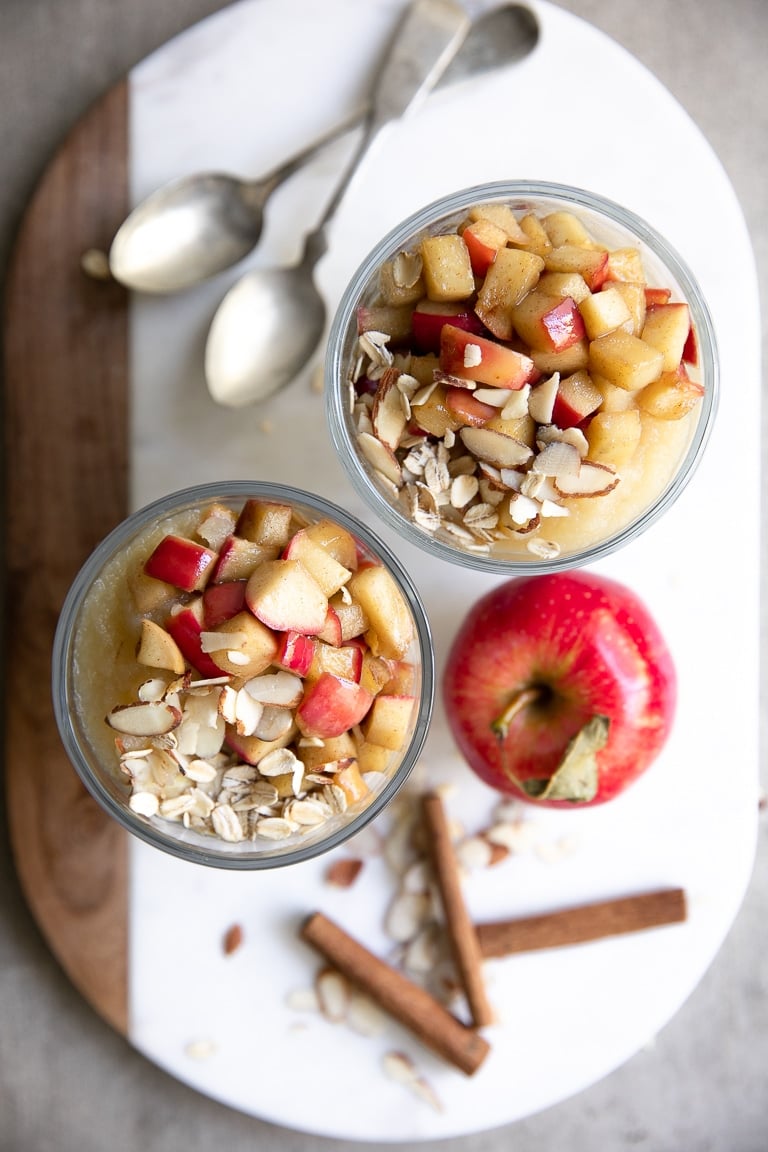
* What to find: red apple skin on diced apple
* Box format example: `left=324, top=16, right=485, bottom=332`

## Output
left=203, top=580, right=247, bottom=628
left=165, top=599, right=223, bottom=679
left=296, top=673, right=373, bottom=739
left=551, top=371, right=603, bottom=429
left=410, top=301, right=487, bottom=354
left=541, top=296, right=586, bottom=351
left=445, top=386, right=497, bottom=427
left=644, top=287, right=671, bottom=307
left=274, top=630, right=316, bottom=677
left=682, top=324, right=699, bottom=366
left=144, top=535, right=217, bottom=593
left=443, top=572, right=676, bottom=807
left=439, top=325, right=535, bottom=390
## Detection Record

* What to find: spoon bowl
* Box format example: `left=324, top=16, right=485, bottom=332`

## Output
left=108, top=3, right=539, bottom=296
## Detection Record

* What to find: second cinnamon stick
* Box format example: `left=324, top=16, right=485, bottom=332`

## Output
left=476, top=888, right=687, bottom=958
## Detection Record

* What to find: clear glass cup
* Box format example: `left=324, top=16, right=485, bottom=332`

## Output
left=326, top=180, right=718, bottom=573
left=52, top=481, right=434, bottom=869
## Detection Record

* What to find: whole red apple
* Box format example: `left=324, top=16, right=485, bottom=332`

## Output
left=442, top=572, right=676, bottom=807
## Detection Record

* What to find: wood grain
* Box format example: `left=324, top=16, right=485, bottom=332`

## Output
left=3, top=79, right=130, bottom=1034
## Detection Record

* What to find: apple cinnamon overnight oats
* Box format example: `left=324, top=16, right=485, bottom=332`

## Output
left=326, top=182, right=717, bottom=573
left=52, top=483, right=433, bottom=868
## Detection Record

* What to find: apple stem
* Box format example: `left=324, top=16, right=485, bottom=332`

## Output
left=491, top=687, right=542, bottom=741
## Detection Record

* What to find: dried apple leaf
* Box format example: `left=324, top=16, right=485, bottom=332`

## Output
left=522, top=715, right=610, bottom=803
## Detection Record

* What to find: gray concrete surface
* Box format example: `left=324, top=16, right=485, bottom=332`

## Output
left=1, top=1, right=766, bottom=1149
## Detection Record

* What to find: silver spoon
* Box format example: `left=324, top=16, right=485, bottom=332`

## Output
left=108, top=3, right=539, bottom=295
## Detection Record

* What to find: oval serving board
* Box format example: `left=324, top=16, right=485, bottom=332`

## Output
left=3, top=0, right=761, bottom=1141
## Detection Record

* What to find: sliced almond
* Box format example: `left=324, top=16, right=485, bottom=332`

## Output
left=536, top=423, right=589, bottom=456
left=459, top=426, right=533, bottom=469
left=527, top=372, right=559, bottom=423
left=316, top=966, right=349, bottom=1022
left=357, top=431, right=402, bottom=487
left=254, top=704, right=295, bottom=742
left=106, top=701, right=181, bottom=737
left=243, top=670, right=303, bottom=708
left=553, top=460, right=620, bottom=497
left=234, top=688, right=264, bottom=736
left=532, top=440, right=581, bottom=479
left=507, top=492, right=540, bottom=527
left=372, top=369, right=408, bottom=450
left=200, top=630, right=248, bottom=653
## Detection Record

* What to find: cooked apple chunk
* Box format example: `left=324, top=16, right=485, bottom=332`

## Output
left=419, top=234, right=474, bottom=302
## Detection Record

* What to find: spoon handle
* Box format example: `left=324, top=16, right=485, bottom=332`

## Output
left=305, top=0, right=470, bottom=255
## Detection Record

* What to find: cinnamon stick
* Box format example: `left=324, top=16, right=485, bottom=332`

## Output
left=476, top=888, right=687, bottom=959
left=421, top=791, right=494, bottom=1028
left=300, top=912, right=490, bottom=1076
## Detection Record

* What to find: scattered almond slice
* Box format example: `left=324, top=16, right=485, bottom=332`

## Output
left=107, top=701, right=181, bottom=737
left=527, top=372, right=559, bottom=423
left=316, top=966, right=349, bottom=1022
left=554, top=460, right=620, bottom=497
left=459, top=426, right=533, bottom=469
left=382, top=1051, right=443, bottom=1113
left=357, top=431, right=403, bottom=487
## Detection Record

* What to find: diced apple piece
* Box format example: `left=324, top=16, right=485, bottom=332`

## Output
left=234, top=499, right=293, bottom=548
left=586, top=409, right=642, bottom=470
left=484, top=412, right=536, bottom=447
left=544, top=245, right=609, bottom=290
left=378, top=250, right=425, bottom=306
left=536, top=271, right=591, bottom=303
left=459, top=425, right=533, bottom=469
left=166, top=597, right=223, bottom=679
left=203, top=579, right=247, bottom=627
left=316, top=604, right=343, bottom=646
left=589, top=330, right=664, bottom=390
left=551, top=370, right=603, bottom=429
left=531, top=341, right=589, bottom=375
left=640, top=302, right=691, bottom=371
left=303, top=518, right=358, bottom=571
left=645, top=287, right=671, bottom=306
left=274, top=630, right=316, bottom=676
left=282, top=529, right=352, bottom=597
left=357, top=303, right=414, bottom=342
left=440, top=324, right=535, bottom=389
left=410, top=300, right=486, bottom=354
left=355, top=741, right=393, bottom=774
left=543, top=211, right=593, bottom=248
left=347, top=566, right=414, bottom=661
left=593, top=373, right=636, bottom=412
left=136, top=619, right=186, bottom=674
left=445, top=386, right=497, bottom=427
left=361, top=694, right=415, bottom=751
left=295, top=732, right=357, bottom=772
left=127, top=567, right=176, bottom=614
left=332, top=761, right=370, bottom=805
left=467, top=202, right=529, bottom=244
left=381, top=660, right=417, bottom=696
left=511, top=292, right=586, bottom=352
left=245, top=559, right=328, bottom=635
left=608, top=281, right=646, bottom=337
left=419, top=234, right=474, bottom=302
left=409, top=382, right=463, bottom=438
left=506, top=212, right=550, bottom=257
left=460, top=217, right=509, bottom=276
left=224, top=723, right=297, bottom=767
left=329, top=595, right=368, bottom=643
left=682, top=324, right=699, bottom=366
left=578, top=287, right=632, bottom=339
left=296, top=673, right=373, bottom=739
left=144, top=534, right=218, bottom=593
left=211, top=535, right=278, bottom=582
left=475, top=247, right=546, bottom=339
left=605, top=246, right=645, bottom=282
left=306, top=641, right=364, bottom=685
left=636, top=365, right=705, bottom=419
left=208, top=610, right=278, bottom=677
left=359, top=650, right=394, bottom=696
left=196, top=503, right=238, bottom=550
